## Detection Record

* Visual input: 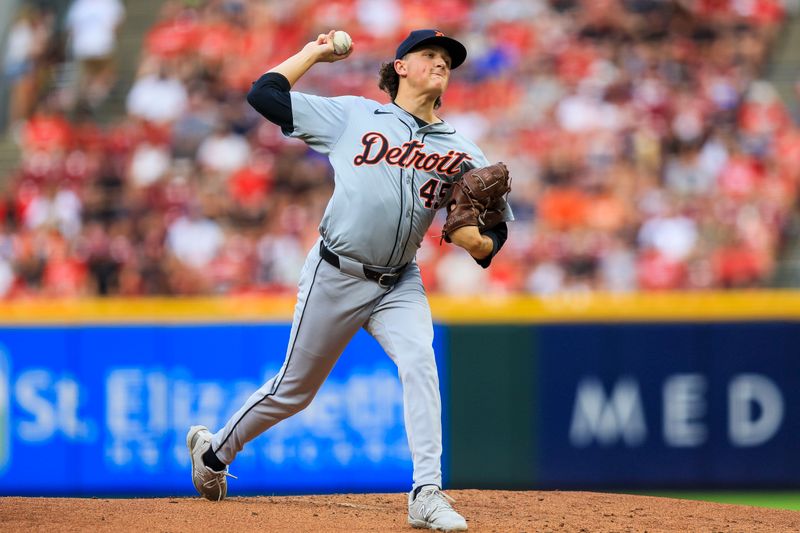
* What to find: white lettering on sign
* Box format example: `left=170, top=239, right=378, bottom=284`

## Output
left=728, top=374, right=783, bottom=447
left=103, top=366, right=409, bottom=468
left=105, top=368, right=248, bottom=467
left=569, top=377, right=647, bottom=447
left=15, top=370, right=92, bottom=443
left=569, top=373, right=785, bottom=449
left=663, top=374, right=707, bottom=447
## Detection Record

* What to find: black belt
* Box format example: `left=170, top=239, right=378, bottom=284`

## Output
left=319, top=242, right=406, bottom=288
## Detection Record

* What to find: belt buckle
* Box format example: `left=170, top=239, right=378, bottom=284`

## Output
left=377, top=272, right=398, bottom=288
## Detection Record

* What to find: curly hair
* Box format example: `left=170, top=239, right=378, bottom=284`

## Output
left=378, top=61, right=442, bottom=110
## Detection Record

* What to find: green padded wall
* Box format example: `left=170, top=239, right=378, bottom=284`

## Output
left=446, top=325, right=537, bottom=487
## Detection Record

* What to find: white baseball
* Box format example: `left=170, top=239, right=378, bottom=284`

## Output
left=332, top=30, right=352, bottom=55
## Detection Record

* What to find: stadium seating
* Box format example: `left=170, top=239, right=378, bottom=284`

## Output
left=0, top=0, right=793, bottom=297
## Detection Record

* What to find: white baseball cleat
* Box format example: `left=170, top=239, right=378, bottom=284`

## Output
left=186, top=425, right=235, bottom=501
left=408, top=486, right=468, bottom=531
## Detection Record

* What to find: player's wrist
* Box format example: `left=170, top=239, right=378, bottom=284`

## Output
left=299, top=45, right=324, bottom=66
left=456, top=230, right=490, bottom=259
left=470, top=234, right=494, bottom=260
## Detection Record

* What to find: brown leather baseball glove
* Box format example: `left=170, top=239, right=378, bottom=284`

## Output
left=441, top=162, right=511, bottom=243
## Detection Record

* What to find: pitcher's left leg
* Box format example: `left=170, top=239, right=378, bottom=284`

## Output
left=365, top=264, right=441, bottom=490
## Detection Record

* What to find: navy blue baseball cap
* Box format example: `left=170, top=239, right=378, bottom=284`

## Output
left=395, top=29, right=467, bottom=69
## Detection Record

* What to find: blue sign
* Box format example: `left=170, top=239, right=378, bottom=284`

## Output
left=0, top=324, right=448, bottom=495
left=536, top=322, right=800, bottom=488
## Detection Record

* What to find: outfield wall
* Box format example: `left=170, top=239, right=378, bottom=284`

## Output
left=0, top=293, right=798, bottom=495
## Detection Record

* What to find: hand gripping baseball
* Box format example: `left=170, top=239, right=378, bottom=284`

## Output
left=304, top=30, right=354, bottom=63
left=441, top=162, right=512, bottom=243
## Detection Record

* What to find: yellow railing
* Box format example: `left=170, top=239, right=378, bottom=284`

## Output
left=429, top=291, right=800, bottom=323
left=1, top=291, right=800, bottom=324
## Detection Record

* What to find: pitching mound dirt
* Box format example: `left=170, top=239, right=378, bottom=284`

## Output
left=2, top=490, right=798, bottom=532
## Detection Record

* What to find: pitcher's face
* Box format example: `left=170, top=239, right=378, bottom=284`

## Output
left=396, top=45, right=452, bottom=98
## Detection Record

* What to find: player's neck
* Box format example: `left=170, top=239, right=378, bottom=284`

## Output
left=393, top=92, right=441, bottom=124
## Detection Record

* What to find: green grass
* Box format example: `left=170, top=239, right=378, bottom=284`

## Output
left=640, top=492, right=800, bottom=511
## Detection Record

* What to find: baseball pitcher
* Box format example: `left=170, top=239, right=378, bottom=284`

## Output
left=186, top=28, right=513, bottom=531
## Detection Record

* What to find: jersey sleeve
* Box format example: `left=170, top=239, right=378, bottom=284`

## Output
left=494, top=194, right=514, bottom=223
left=475, top=221, right=508, bottom=269
left=247, top=72, right=293, bottom=133
left=287, top=93, right=356, bottom=154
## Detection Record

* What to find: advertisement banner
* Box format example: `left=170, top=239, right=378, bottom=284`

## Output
left=0, top=324, right=447, bottom=495
left=536, top=322, right=800, bottom=488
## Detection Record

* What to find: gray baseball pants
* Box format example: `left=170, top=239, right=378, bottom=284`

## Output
left=210, top=239, right=442, bottom=490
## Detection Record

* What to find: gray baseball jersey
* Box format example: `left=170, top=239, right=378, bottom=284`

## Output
left=288, top=93, right=513, bottom=267
left=207, top=80, right=511, bottom=493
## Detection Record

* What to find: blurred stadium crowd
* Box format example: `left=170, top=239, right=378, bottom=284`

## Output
left=1, top=0, right=798, bottom=297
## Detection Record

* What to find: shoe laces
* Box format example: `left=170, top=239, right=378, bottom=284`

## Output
left=419, top=487, right=457, bottom=513
left=202, top=467, right=237, bottom=500
left=434, top=489, right=456, bottom=505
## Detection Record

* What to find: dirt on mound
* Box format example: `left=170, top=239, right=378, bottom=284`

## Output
left=1, top=490, right=798, bottom=532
